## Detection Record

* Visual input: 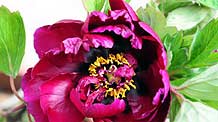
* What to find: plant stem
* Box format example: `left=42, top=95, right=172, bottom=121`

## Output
left=3, top=103, right=25, bottom=116
left=9, top=76, right=24, bottom=102
left=171, top=87, right=186, bottom=103
left=27, top=111, right=33, bottom=122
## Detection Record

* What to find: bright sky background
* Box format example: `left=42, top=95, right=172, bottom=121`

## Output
left=0, top=0, right=148, bottom=74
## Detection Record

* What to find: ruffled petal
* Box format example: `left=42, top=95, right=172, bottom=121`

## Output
left=114, top=65, right=135, bottom=79
left=70, top=89, right=126, bottom=118
left=40, top=74, right=84, bottom=122
left=21, top=68, right=48, bottom=122
left=34, top=20, right=84, bottom=58
left=92, top=25, right=142, bottom=49
left=109, top=0, right=138, bottom=21
left=83, top=34, right=114, bottom=50
left=63, top=37, right=83, bottom=54
left=82, top=10, right=134, bottom=33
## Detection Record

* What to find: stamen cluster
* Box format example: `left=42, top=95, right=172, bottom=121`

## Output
left=88, top=53, right=136, bottom=99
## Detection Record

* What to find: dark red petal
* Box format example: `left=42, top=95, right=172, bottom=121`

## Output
left=40, top=74, right=84, bottom=122
left=148, top=92, right=171, bottom=122
left=34, top=20, right=84, bottom=58
left=82, top=10, right=134, bottom=33
left=92, top=25, right=142, bottom=49
left=94, top=118, right=113, bottom=122
left=127, top=92, right=156, bottom=120
left=21, top=68, right=49, bottom=122
left=114, top=65, right=135, bottom=79
left=109, top=0, right=138, bottom=21
left=83, top=34, right=114, bottom=50
left=31, top=52, right=84, bottom=79
left=70, top=89, right=126, bottom=118
left=63, top=37, right=83, bottom=54
left=138, top=22, right=167, bottom=68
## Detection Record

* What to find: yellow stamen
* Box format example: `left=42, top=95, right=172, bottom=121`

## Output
left=124, top=84, right=130, bottom=90
left=129, top=82, right=136, bottom=89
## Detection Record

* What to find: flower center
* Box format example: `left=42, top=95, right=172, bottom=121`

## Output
left=88, top=53, right=136, bottom=99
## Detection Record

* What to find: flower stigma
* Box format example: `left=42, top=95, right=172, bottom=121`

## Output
left=88, top=53, right=136, bottom=99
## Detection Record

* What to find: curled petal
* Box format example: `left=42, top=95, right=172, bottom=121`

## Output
left=114, top=65, right=135, bottom=79
left=82, top=10, right=134, bottom=33
left=40, top=74, right=84, bottom=122
left=63, top=37, right=83, bottom=54
left=138, top=22, right=167, bottom=68
left=34, top=20, right=83, bottom=58
left=149, top=92, right=171, bottom=122
left=76, top=76, right=100, bottom=100
left=92, top=25, right=142, bottom=49
left=83, top=34, right=114, bottom=50
left=109, top=0, right=138, bottom=21
left=70, top=89, right=126, bottom=118
left=124, top=53, right=138, bottom=69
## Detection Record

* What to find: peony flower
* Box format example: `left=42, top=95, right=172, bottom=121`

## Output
left=22, top=0, right=170, bottom=122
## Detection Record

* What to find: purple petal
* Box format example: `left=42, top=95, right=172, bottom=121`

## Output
left=82, top=10, right=134, bottom=33
left=138, top=22, right=167, bottom=67
left=114, top=65, right=135, bottom=79
left=70, top=89, right=126, bottom=118
left=92, top=25, right=142, bottom=49
left=124, top=53, right=138, bottom=69
left=148, top=92, right=171, bottom=122
left=31, top=52, right=84, bottom=79
left=83, top=34, right=114, bottom=50
left=63, top=37, right=83, bottom=54
left=34, top=20, right=83, bottom=58
left=40, top=74, right=84, bottom=122
left=109, top=0, right=138, bottom=21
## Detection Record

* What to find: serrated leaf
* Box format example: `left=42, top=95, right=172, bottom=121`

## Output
left=137, top=3, right=177, bottom=39
left=159, top=0, right=192, bottom=14
left=0, top=6, right=25, bottom=77
left=163, top=33, right=188, bottom=70
left=187, top=19, right=218, bottom=67
left=197, top=0, right=218, bottom=9
left=174, top=101, right=218, bottom=122
left=169, top=94, right=181, bottom=122
left=167, top=5, right=210, bottom=30
left=179, top=64, right=218, bottom=101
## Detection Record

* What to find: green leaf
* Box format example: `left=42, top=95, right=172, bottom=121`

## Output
left=179, top=64, right=218, bottom=101
left=187, top=19, right=218, bottom=67
left=167, top=5, right=210, bottom=30
left=174, top=101, right=218, bottom=122
left=202, top=100, right=218, bottom=109
left=197, top=0, right=218, bottom=9
left=82, top=0, right=105, bottom=12
left=163, top=33, right=188, bottom=70
left=0, top=6, right=25, bottom=77
left=101, top=0, right=131, bottom=14
left=169, top=94, right=181, bottom=122
left=159, top=0, right=192, bottom=14
left=137, top=3, right=177, bottom=39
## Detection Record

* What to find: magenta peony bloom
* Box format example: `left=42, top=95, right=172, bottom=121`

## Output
left=22, top=0, right=170, bottom=122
